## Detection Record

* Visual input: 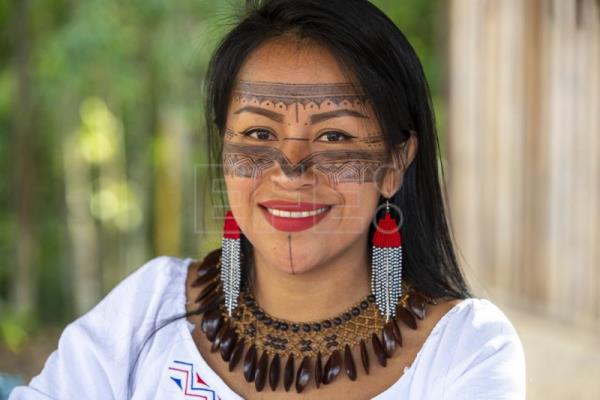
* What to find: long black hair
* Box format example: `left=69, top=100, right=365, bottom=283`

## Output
left=129, top=0, right=472, bottom=395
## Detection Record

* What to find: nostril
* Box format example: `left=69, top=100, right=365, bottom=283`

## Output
left=271, top=164, right=318, bottom=189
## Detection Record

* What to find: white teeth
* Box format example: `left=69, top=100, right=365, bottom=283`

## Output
left=266, top=206, right=330, bottom=218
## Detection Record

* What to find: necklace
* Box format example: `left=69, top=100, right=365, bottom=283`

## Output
left=190, top=248, right=438, bottom=394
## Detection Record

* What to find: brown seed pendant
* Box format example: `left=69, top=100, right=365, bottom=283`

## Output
left=219, top=327, right=238, bottom=362
left=229, top=340, right=245, bottom=372
left=360, top=339, right=370, bottom=375
left=371, top=332, right=387, bottom=367
left=201, top=308, right=223, bottom=342
left=190, top=248, right=439, bottom=394
left=254, top=351, right=269, bottom=392
left=315, top=351, right=323, bottom=388
left=396, top=306, right=418, bottom=329
left=382, top=322, right=397, bottom=357
left=210, top=319, right=229, bottom=353
left=284, top=353, right=295, bottom=392
left=269, top=353, right=281, bottom=391
left=390, top=319, right=403, bottom=346
left=296, top=356, right=311, bottom=393
left=323, top=349, right=342, bottom=384
left=344, top=344, right=357, bottom=381
left=243, top=344, right=257, bottom=383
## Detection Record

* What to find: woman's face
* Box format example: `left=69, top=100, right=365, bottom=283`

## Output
left=222, top=39, right=414, bottom=275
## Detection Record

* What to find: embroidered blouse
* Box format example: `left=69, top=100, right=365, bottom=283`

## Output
left=9, top=256, right=526, bottom=400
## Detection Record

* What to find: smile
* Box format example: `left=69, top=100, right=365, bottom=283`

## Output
left=258, top=200, right=333, bottom=232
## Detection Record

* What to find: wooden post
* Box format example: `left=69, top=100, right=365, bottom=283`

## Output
left=448, top=0, right=600, bottom=328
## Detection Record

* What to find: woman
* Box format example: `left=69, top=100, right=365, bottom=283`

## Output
left=10, top=0, right=526, bottom=399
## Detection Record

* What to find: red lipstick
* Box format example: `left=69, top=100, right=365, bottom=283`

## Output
left=258, top=200, right=332, bottom=232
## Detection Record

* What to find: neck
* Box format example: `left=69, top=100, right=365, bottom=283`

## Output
left=250, top=238, right=371, bottom=322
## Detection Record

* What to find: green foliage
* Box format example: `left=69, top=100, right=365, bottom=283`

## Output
left=372, top=0, right=447, bottom=140
left=0, top=308, right=33, bottom=353
left=0, top=0, right=446, bottom=332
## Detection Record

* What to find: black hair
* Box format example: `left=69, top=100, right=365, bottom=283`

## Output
left=129, top=0, right=472, bottom=395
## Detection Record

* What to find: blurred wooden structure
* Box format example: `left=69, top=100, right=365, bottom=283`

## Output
left=447, top=0, right=600, bottom=329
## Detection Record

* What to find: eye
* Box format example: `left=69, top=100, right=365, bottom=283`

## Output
left=316, top=131, right=355, bottom=142
left=242, top=128, right=277, bottom=141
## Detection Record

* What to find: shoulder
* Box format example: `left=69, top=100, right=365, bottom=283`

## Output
left=437, top=298, right=524, bottom=359
left=65, top=254, right=197, bottom=352
left=116, top=255, right=192, bottom=293
left=9, top=256, right=196, bottom=400
left=41, top=255, right=196, bottom=340
left=85, top=255, right=194, bottom=326
left=444, top=298, right=521, bottom=344
left=436, top=298, right=527, bottom=399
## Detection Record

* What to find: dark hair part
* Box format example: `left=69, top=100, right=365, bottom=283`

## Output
left=130, top=0, right=472, bottom=393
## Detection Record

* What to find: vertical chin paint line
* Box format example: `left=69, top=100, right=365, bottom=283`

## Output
left=295, top=102, right=299, bottom=123
left=288, top=233, right=295, bottom=274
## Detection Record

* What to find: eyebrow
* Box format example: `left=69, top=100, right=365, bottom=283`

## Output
left=234, top=106, right=369, bottom=126
left=309, top=109, right=369, bottom=125
left=233, top=106, right=284, bottom=123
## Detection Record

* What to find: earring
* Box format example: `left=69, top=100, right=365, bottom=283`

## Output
left=221, top=210, right=242, bottom=316
left=371, top=198, right=403, bottom=322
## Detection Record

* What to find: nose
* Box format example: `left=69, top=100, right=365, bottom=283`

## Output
left=270, top=140, right=318, bottom=190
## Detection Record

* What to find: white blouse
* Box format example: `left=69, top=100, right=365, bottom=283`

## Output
left=9, top=256, right=526, bottom=400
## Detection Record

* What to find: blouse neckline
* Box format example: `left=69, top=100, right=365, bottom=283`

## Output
left=176, top=257, right=470, bottom=399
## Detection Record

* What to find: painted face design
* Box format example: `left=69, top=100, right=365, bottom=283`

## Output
left=222, top=81, right=389, bottom=186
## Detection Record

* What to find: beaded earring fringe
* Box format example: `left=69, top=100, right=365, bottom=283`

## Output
left=221, top=210, right=242, bottom=316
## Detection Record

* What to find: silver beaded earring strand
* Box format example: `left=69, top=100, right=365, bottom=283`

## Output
left=371, top=198, right=404, bottom=321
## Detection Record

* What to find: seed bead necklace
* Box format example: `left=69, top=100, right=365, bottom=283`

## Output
left=190, top=248, right=438, bottom=394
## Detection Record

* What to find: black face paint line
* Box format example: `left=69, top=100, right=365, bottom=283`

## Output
left=288, top=233, right=294, bottom=275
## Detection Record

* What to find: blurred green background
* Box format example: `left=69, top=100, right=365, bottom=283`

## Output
left=0, top=0, right=446, bottom=384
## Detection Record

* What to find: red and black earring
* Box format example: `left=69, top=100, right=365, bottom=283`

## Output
left=371, top=198, right=403, bottom=321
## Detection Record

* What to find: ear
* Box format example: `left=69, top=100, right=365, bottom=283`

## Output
left=379, top=131, right=418, bottom=198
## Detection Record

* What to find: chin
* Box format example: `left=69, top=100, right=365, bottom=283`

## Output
left=274, top=261, right=320, bottom=275
left=255, top=244, right=327, bottom=275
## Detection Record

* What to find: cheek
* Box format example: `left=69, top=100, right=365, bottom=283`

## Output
left=333, top=183, right=380, bottom=233
left=224, top=176, right=256, bottom=225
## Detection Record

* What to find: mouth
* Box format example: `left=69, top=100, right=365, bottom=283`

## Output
left=258, top=200, right=333, bottom=232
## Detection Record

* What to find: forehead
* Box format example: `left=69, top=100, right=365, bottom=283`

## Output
left=237, top=38, right=351, bottom=85
left=231, top=39, right=374, bottom=117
